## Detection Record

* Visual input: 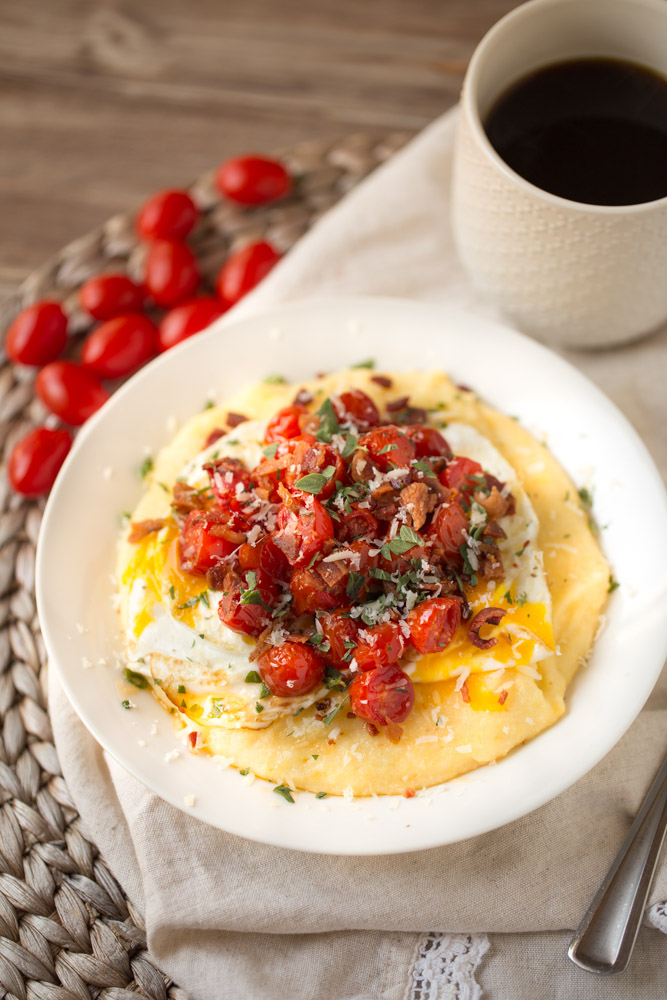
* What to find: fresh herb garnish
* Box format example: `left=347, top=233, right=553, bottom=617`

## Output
left=608, top=575, right=620, bottom=593
left=315, top=791, right=328, bottom=799
left=516, top=592, right=528, bottom=607
left=381, top=524, right=422, bottom=559
left=412, top=460, right=436, bottom=477
left=177, top=684, right=186, bottom=694
left=351, top=359, right=375, bottom=369
left=315, top=398, right=340, bottom=443
left=240, top=768, right=250, bottom=776
left=124, top=668, right=149, bottom=689
left=341, top=433, right=358, bottom=459
left=273, top=784, right=295, bottom=803
left=263, top=443, right=279, bottom=458
left=346, top=571, right=365, bottom=601
left=378, top=443, right=398, bottom=455
left=245, top=670, right=262, bottom=684
left=578, top=486, right=593, bottom=509
left=324, top=666, right=347, bottom=691
left=139, top=456, right=154, bottom=479
left=121, top=699, right=132, bottom=710
left=324, top=695, right=349, bottom=725
left=255, top=702, right=264, bottom=714
left=264, top=374, right=286, bottom=384
left=259, top=682, right=271, bottom=699
left=294, top=473, right=328, bottom=494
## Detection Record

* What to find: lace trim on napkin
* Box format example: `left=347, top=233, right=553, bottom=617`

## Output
left=646, top=899, right=667, bottom=933
left=409, top=932, right=490, bottom=1000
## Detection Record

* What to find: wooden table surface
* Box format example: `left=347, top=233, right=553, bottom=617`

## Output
left=0, top=0, right=520, bottom=301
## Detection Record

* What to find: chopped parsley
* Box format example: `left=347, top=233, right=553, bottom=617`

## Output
left=177, top=591, right=210, bottom=611
left=124, top=668, right=149, bottom=689
left=264, top=374, right=286, bottom=384
left=324, top=666, right=347, bottom=691
left=515, top=592, right=528, bottom=607
left=259, top=682, right=271, bottom=699
left=273, top=784, right=295, bottom=803
left=177, top=684, right=186, bottom=694
left=139, top=456, right=154, bottom=479
left=120, top=700, right=132, bottom=710
left=608, top=575, right=620, bottom=593
left=255, top=702, right=264, bottom=714
left=315, top=791, right=328, bottom=799
left=324, top=695, right=349, bottom=725
left=351, top=359, right=375, bottom=369
left=578, top=486, right=593, bottom=509
left=240, top=768, right=250, bottom=776
left=245, top=670, right=262, bottom=684
left=168, top=585, right=175, bottom=600
left=412, top=460, right=436, bottom=477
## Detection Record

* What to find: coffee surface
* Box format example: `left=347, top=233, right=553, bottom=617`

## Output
left=484, top=58, right=667, bottom=206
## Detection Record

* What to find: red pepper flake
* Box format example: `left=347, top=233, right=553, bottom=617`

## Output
left=226, top=411, right=248, bottom=428
left=365, top=722, right=379, bottom=737
left=204, top=428, right=225, bottom=448
left=403, top=787, right=415, bottom=798
left=497, top=689, right=508, bottom=706
left=460, top=681, right=471, bottom=704
left=346, top=711, right=356, bottom=719
left=188, top=731, right=198, bottom=749
left=386, top=395, right=410, bottom=412
left=371, top=375, right=393, bottom=389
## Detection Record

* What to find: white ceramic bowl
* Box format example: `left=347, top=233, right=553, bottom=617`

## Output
left=36, top=297, right=667, bottom=854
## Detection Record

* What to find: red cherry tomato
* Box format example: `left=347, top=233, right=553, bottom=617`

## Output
left=178, top=510, right=242, bottom=575
left=35, top=361, right=109, bottom=426
left=431, top=499, right=469, bottom=559
left=8, top=427, right=72, bottom=497
left=78, top=274, right=144, bottom=320
left=290, top=562, right=347, bottom=615
left=265, top=404, right=307, bottom=443
left=5, top=301, right=67, bottom=366
left=136, top=189, right=198, bottom=240
left=158, top=297, right=227, bottom=352
left=238, top=535, right=289, bottom=582
left=283, top=439, right=344, bottom=499
left=333, top=389, right=380, bottom=430
left=216, top=155, right=291, bottom=206
left=349, top=664, right=414, bottom=726
left=407, top=597, right=462, bottom=655
left=335, top=504, right=379, bottom=542
left=354, top=622, right=406, bottom=671
left=440, top=456, right=484, bottom=495
left=217, top=571, right=278, bottom=637
left=206, top=457, right=252, bottom=511
left=216, top=241, right=280, bottom=306
left=274, top=489, right=334, bottom=568
left=258, top=642, right=324, bottom=697
left=405, top=425, right=451, bottom=458
left=144, top=239, right=200, bottom=308
left=81, top=313, right=158, bottom=378
left=320, top=612, right=360, bottom=668
left=378, top=531, right=426, bottom=575
left=359, top=426, right=416, bottom=471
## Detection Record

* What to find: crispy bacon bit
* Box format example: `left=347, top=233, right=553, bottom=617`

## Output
left=171, top=481, right=211, bottom=515
left=204, top=428, right=225, bottom=448
left=349, top=449, right=380, bottom=483
left=483, top=520, right=506, bottom=539
left=497, top=689, right=508, bottom=706
left=468, top=607, right=505, bottom=649
left=371, top=375, right=393, bottom=388
left=400, top=481, right=430, bottom=531
left=128, top=518, right=167, bottom=543
left=403, top=787, right=416, bottom=798
left=298, top=412, right=321, bottom=435
left=386, top=396, right=410, bottom=412
left=460, top=680, right=471, bottom=703
left=293, top=389, right=314, bottom=406
left=346, top=711, right=356, bottom=719
left=475, top=485, right=514, bottom=520
left=371, top=483, right=402, bottom=521
left=207, top=563, right=229, bottom=591
left=456, top=383, right=473, bottom=393
left=208, top=523, right=246, bottom=544
left=226, top=411, right=248, bottom=428
left=365, top=721, right=379, bottom=737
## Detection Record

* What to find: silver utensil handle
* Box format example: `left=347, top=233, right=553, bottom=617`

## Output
left=568, top=750, right=667, bottom=974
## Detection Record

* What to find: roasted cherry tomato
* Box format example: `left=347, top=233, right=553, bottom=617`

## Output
left=290, top=562, right=347, bottom=615
left=217, top=570, right=278, bottom=637
left=274, top=489, right=334, bottom=568
left=320, top=611, right=360, bottom=668
left=8, top=427, right=72, bottom=497
left=81, top=313, right=158, bottom=378
left=158, top=297, right=227, bottom=351
left=431, top=498, right=468, bottom=559
left=265, top=404, right=307, bottom=443
left=136, top=188, right=198, bottom=240
left=335, top=504, right=379, bottom=542
left=178, top=510, right=243, bottom=575
left=216, top=155, right=291, bottom=206
left=145, top=239, right=200, bottom=307
left=216, top=240, right=280, bottom=306
left=333, top=389, right=380, bottom=430
left=359, top=426, right=416, bottom=471
left=35, top=361, right=109, bottom=426
left=349, top=664, right=414, bottom=726
left=378, top=532, right=426, bottom=575
left=238, top=534, right=289, bottom=582
left=405, top=425, right=451, bottom=458
left=407, top=597, right=462, bottom=655
left=5, top=301, right=67, bottom=366
left=354, top=622, right=406, bottom=671
left=283, top=438, right=344, bottom=499
left=440, top=456, right=484, bottom=495
left=206, top=457, right=252, bottom=511
left=259, top=641, right=324, bottom=697
left=78, top=274, right=144, bottom=320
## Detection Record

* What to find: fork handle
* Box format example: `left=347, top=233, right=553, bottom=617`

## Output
left=568, top=750, right=667, bottom=974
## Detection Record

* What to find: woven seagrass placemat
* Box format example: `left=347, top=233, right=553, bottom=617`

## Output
left=0, top=129, right=412, bottom=1000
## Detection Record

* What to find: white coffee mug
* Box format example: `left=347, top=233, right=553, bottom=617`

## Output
left=452, top=0, right=667, bottom=348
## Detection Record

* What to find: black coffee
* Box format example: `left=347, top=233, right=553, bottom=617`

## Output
left=484, top=58, right=667, bottom=206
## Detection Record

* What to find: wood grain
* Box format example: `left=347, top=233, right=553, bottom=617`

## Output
left=0, top=0, right=519, bottom=290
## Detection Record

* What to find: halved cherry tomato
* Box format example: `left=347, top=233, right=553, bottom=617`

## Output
left=431, top=499, right=468, bottom=559
left=349, top=664, right=414, bottom=726
left=440, top=456, right=484, bottom=495
left=216, top=155, right=291, bottom=206
left=407, top=597, right=462, bottom=655
left=258, top=641, right=324, bottom=697
left=283, top=439, right=344, bottom=499
left=8, top=427, right=72, bottom=497
left=378, top=532, right=426, bottom=574
left=206, top=457, right=252, bottom=511
left=354, top=622, right=406, bottom=671
left=333, top=389, right=380, bottom=430
left=6, top=301, right=67, bottom=366
left=265, top=404, right=307, bottom=443
left=178, top=510, right=242, bottom=575
left=217, top=570, right=278, bottom=637
left=136, top=189, right=198, bottom=240
left=335, top=504, right=379, bottom=542
left=158, top=297, right=227, bottom=351
left=290, top=563, right=344, bottom=615
left=238, top=535, right=289, bottom=582
left=320, top=611, right=360, bottom=668
left=359, top=426, right=416, bottom=471
left=274, top=489, right=334, bottom=568
left=216, top=241, right=280, bottom=306
left=405, top=425, right=451, bottom=458
left=35, top=361, right=109, bottom=426
left=78, top=274, right=144, bottom=320
left=81, top=313, right=158, bottom=378
left=145, top=239, right=200, bottom=307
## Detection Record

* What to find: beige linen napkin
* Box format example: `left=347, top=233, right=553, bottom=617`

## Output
left=49, top=109, right=667, bottom=999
